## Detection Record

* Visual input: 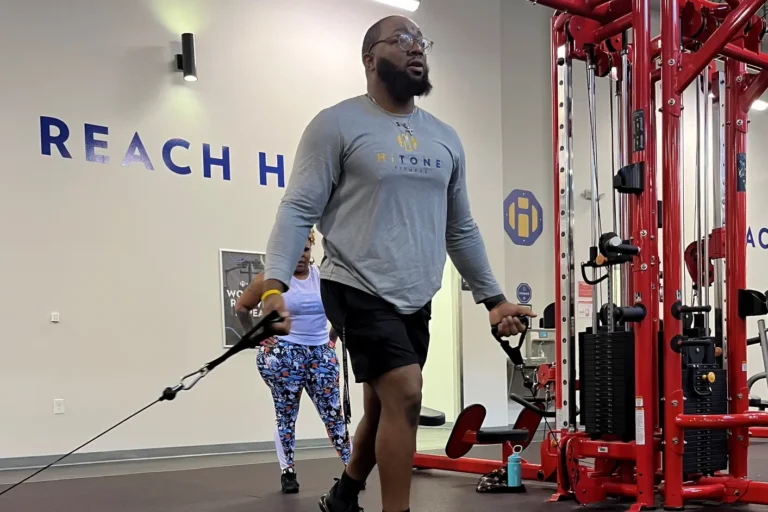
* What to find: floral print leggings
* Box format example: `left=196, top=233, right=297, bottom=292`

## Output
left=257, top=338, right=352, bottom=469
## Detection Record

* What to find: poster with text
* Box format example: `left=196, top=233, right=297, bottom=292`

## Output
left=220, top=249, right=266, bottom=348
left=577, top=281, right=593, bottom=319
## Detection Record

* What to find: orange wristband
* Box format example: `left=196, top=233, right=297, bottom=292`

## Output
left=261, top=289, right=282, bottom=302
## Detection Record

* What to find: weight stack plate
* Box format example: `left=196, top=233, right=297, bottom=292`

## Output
left=579, top=330, right=636, bottom=440
left=682, top=366, right=728, bottom=476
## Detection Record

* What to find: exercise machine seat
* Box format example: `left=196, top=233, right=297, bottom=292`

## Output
left=419, top=406, right=447, bottom=427
left=475, top=426, right=530, bottom=444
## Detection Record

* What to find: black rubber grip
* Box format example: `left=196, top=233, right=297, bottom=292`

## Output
left=491, top=316, right=530, bottom=339
left=509, top=393, right=556, bottom=418
left=616, top=305, right=647, bottom=322
left=671, top=301, right=712, bottom=320
left=614, top=243, right=640, bottom=256
left=747, top=329, right=768, bottom=346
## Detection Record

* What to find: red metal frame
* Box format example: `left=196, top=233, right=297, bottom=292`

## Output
left=629, top=0, right=655, bottom=505
left=660, top=0, right=685, bottom=507
left=527, top=0, right=768, bottom=507
left=725, top=54, right=750, bottom=479
left=419, top=0, right=768, bottom=504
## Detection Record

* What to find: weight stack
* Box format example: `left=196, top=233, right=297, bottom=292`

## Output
left=682, top=366, right=728, bottom=476
left=579, top=330, right=636, bottom=440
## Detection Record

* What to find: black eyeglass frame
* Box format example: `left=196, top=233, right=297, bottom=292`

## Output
left=367, top=33, right=434, bottom=55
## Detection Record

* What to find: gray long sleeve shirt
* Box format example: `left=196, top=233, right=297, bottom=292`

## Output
left=264, top=95, right=503, bottom=314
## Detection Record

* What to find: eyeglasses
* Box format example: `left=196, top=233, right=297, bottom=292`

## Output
left=368, top=33, right=434, bottom=55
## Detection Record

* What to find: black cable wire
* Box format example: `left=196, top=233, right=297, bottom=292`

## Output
left=0, top=398, right=161, bottom=497
left=0, top=312, right=279, bottom=500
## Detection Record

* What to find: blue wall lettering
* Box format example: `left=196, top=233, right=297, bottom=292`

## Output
left=85, top=123, right=110, bottom=164
left=259, top=152, right=285, bottom=188
left=163, top=138, right=191, bottom=175
left=203, top=144, right=230, bottom=181
left=38, top=116, right=283, bottom=186
left=747, top=227, right=768, bottom=249
left=40, top=116, right=72, bottom=159
left=122, top=132, right=154, bottom=170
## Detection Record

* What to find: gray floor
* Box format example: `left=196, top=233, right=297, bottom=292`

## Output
left=2, top=438, right=766, bottom=511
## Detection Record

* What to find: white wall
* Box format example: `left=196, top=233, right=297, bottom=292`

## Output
left=0, top=0, right=505, bottom=458
left=501, top=3, right=553, bottom=316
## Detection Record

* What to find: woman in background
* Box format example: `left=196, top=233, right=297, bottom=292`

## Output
left=235, top=229, right=352, bottom=494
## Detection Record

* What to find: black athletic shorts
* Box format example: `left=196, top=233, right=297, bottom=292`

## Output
left=320, top=279, right=431, bottom=383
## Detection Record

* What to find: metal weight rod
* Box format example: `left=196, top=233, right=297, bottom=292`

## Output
left=587, top=52, right=601, bottom=333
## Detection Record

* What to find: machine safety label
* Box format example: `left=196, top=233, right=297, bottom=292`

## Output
left=635, top=408, right=646, bottom=446
left=743, top=361, right=748, bottom=372
left=635, top=397, right=643, bottom=407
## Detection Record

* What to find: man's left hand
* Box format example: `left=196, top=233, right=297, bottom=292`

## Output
left=489, top=302, right=537, bottom=337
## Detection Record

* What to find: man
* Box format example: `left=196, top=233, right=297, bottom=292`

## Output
left=261, top=15, right=534, bottom=512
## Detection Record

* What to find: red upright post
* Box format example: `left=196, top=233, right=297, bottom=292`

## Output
left=630, top=0, right=655, bottom=505
left=725, top=56, right=749, bottom=479
left=661, top=0, right=684, bottom=507
left=650, top=83, right=662, bottom=477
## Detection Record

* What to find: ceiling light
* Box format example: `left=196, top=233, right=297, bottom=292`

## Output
left=371, top=0, right=420, bottom=12
left=751, top=99, right=768, bottom=111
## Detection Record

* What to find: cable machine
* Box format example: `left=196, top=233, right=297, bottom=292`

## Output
left=529, top=0, right=768, bottom=508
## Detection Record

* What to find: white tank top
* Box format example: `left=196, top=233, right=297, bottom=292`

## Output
left=279, top=265, right=329, bottom=346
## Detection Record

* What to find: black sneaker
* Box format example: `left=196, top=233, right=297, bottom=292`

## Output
left=318, top=481, right=363, bottom=512
left=281, top=468, right=300, bottom=494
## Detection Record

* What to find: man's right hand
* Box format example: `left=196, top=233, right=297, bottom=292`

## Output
left=261, top=280, right=291, bottom=335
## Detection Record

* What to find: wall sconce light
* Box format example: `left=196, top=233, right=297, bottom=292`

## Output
left=175, top=33, right=198, bottom=82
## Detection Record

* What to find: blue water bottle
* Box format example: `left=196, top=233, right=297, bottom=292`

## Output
left=508, top=445, right=523, bottom=488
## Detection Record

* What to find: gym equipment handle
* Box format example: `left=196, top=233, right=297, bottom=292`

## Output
left=599, top=233, right=640, bottom=257
left=162, top=311, right=282, bottom=401
left=491, top=315, right=530, bottom=340
left=615, top=304, right=647, bottom=323
left=671, top=301, right=712, bottom=320
left=747, top=328, right=768, bottom=346
left=671, top=335, right=713, bottom=353
left=612, top=242, right=640, bottom=256
left=491, top=316, right=530, bottom=368
left=509, top=393, right=556, bottom=418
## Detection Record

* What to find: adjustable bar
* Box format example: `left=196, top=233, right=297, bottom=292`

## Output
left=721, top=44, right=768, bottom=72
left=593, top=13, right=633, bottom=42
left=670, top=335, right=712, bottom=353
left=677, top=0, right=766, bottom=93
left=677, top=413, right=768, bottom=428
left=530, top=0, right=631, bottom=23
left=670, top=300, right=712, bottom=320
left=602, top=483, right=638, bottom=497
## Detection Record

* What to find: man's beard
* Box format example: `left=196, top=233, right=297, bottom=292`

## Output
left=376, top=56, right=433, bottom=104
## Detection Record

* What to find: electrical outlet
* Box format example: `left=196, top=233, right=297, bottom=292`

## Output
left=53, top=399, right=65, bottom=415
left=51, top=312, right=60, bottom=323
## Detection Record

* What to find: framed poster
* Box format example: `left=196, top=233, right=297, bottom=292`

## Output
left=219, top=249, right=266, bottom=348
